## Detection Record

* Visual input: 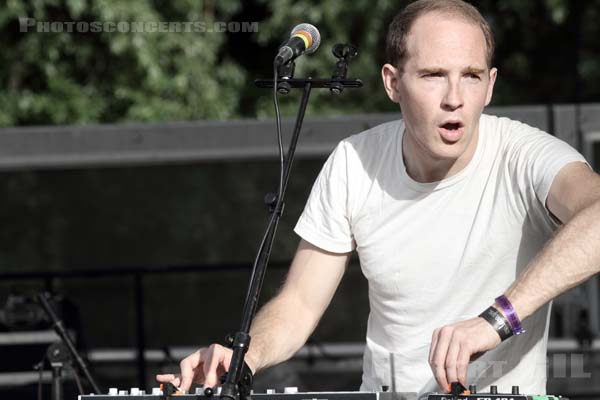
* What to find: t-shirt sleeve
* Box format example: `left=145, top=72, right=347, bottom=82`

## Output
left=506, top=119, right=589, bottom=227
left=294, top=141, right=355, bottom=253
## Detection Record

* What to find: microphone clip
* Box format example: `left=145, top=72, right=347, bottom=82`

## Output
left=330, top=43, right=358, bottom=95
left=276, top=60, right=296, bottom=95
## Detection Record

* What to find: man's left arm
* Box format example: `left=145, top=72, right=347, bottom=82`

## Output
left=429, top=161, right=600, bottom=391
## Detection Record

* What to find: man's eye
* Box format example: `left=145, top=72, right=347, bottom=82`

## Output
left=466, top=73, right=481, bottom=80
left=424, top=73, right=443, bottom=78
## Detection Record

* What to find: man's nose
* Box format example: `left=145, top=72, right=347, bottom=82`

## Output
left=442, top=81, right=463, bottom=111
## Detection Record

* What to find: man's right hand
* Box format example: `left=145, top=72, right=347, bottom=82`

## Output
left=156, top=344, right=241, bottom=393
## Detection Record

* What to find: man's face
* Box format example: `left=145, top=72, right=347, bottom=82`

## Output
left=382, top=12, right=497, bottom=169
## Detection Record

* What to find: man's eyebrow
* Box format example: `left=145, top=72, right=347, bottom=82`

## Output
left=464, top=67, right=486, bottom=74
left=416, top=67, right=447, bottom=75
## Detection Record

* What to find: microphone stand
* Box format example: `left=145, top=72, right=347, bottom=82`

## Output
left=37, top=292, right=102, bottom=396
left=219, top=46, right=361, bottom=400
left=47, top=342, right=70, bottom=400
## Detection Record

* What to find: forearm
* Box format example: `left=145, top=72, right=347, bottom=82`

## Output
left=245, top=293, right=321, bottom=372
left=243, top=240, right=348, bottom=373
left=504, top=199, right=600, bottom=319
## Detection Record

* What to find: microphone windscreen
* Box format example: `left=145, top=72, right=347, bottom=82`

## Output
left=291, top=23, right=321, bottom=54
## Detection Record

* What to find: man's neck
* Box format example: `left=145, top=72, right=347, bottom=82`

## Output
left=402, top=129, right=479, bottom=183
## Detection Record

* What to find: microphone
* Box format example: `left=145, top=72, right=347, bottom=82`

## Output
left=274, top=23, right=321, bottom=66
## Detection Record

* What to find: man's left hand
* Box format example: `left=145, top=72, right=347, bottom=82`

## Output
left=428, top=317, right=501, bottom=391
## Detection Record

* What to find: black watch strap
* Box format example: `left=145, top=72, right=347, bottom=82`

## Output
left=479, top=306, right=514, bottom=341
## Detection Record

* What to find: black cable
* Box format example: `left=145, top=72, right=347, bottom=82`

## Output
left=243, top=62, right=286, bottom=311
left=273, top=62, right=285, bottom=201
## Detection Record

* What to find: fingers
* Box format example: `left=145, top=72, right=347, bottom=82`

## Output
left=202, top=346, right=220, bottom=388
left=428, top=328, right=440, bottom=366
left=156, top=344, right=235, bottom=394
left=443, top=333, right=463, bottom=387
left=202, top=344, right=232, bottom=388
left=429, top=317, right=502, bottom=392
left=430, top=326, right=452, bottom=391
left=180, top=350, right=203, bottom=393
left=155, top=373, right=181, bottom=387
left=456, top=343, right=470, bottom=386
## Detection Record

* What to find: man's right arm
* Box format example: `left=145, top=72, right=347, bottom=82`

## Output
left=245, top=238, right=350, bottom=371
left=156, top=239, right=351, bottom=392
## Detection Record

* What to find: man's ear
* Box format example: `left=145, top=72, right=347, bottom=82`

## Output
left=485, top=67, right=498, bottom=106
left=381, top=63, right=401, bottom=104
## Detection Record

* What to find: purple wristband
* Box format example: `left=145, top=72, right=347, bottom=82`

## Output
left=495, top=295, right=526, bottom=335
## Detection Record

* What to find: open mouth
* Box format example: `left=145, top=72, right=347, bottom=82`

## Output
left=438, top=121, right=464, bottom=143
left=441, top=121, right=463, bottom=130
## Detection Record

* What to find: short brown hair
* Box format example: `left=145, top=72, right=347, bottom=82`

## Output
left=385, top=0, right=495, bottom=69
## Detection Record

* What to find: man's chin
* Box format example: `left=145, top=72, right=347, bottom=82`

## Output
left=433, top=141, right=467, bottom=159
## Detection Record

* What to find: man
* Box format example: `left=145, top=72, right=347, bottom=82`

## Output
left=158, top=0, right=600, bottom=396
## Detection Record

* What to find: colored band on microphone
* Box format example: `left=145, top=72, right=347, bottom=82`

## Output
left=495, top=295, right=526, bottom=335
left=479, top=306, right=513, bottom=341
left=292, top=31, right=312, bottom=49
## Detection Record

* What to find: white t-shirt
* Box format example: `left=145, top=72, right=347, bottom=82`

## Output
left=294, top=114, right=588, bottom=396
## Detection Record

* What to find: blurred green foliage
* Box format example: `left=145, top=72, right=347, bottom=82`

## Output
left=0, top=0, right=599, bottom=126
left=0, top=0, right=246, bottom=125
